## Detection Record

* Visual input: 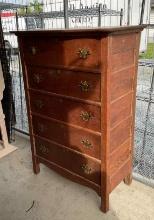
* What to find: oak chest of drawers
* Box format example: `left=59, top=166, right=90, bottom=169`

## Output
left=14, top=26, right=145, bottom=212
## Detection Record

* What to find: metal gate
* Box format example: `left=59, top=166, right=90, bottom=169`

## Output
left=134, top=60, right=154, bottom=185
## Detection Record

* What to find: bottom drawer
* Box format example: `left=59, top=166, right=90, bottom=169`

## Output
left=35, top=136, right=101, bottom=185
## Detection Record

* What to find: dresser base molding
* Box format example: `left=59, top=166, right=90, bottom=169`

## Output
left=37, top=156, right=101, bottom=196
left=34, top=155, right=132, bottom=213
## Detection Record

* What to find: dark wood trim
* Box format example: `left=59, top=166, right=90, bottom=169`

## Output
left=31, top=112, right=102, bottom=136
left=12, top=25, right=146, bottom=37
left=100, top=36, right=110, bottom=212
left=28, top=64, right=101, bottom=74
left=38, top=156, right=101, bottom=195
left=29, top=88, right=101, bottom=107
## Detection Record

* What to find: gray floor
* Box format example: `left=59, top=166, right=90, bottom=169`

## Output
left=0, top=135, right=154, bottom=220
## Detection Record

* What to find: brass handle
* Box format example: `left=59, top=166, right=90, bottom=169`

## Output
left=35, top=100, right=44, bottom=109
left=39, top=145, right=49, bottom=154
left=37, top=123, right=46, bottom=133
left=80, top=111, right=93, bottom=122
left=77, top=48, right=90, bottom=59
left=31, top=46, right=37, bottom=55
left=81, top=139, right=93, bottom=148
left=33, top=74, right=44, bottom=84
left=79, top=81, right=90, bottom=92
left=81, top=164, right=92, bottom=174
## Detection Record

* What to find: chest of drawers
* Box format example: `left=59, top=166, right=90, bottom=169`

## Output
left=14, top=26, right=145, bottom=213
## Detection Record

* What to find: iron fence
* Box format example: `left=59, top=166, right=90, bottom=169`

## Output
left=134, top=60, right=154, bottom=183
left=0, top=0, right=154, bottom=186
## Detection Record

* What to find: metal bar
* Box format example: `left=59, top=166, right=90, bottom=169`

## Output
left=63, top=0, right=69, bottom=29
left=98, top=4, right=102, bottom=27
left=120, top=8, right=123, bottom=26
left=25, top=6, right=28, bottom=30
left=127, top=0, right=131, bottom=25
left=140, top=0, right=146, bottom=25
left=13, top=127, right=29, bottom=136
left=0, top=3, right=27, bottom=10
left=17, top=8, right=121, bottom=19
left=135, top=128, right=154, bottom=137
left=137, top=96, right=154, bottom=104
left=15, top=12, right=19, bottom=31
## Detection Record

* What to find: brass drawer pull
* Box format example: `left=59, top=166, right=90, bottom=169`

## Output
left=81, top=139, right=93, bottom=148
left=39, top=145, right=49, bottom=154
left=79, top=81, right=90, bottom=92
left=31, top=46, right=37, bottom=55
left=77, top=48, right=90, bottom=59
left=80, top=111, right=93, bottom=122
left=33, top=74, right=44, bottom=84
left=81, top=164, right=92, bottom=174
left=35, top=100, right=44, bottom=109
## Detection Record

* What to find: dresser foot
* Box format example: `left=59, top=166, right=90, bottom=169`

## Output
left=124, top=174, right=132, bottom=185
left=33, top=157, right=40, bottom=174
left=100, top=196, right=109, bottom=213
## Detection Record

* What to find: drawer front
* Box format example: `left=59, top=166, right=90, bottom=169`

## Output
left=35, top=136, right=101, bottom=184
left=23, top=37, right=101, bottom=69
left=32, top=115, right=101, bottom=159
left=27, top=67, right=101, bottom=102
left=30, top=91, right=101, bottom=131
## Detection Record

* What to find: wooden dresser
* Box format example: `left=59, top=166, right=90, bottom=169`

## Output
left=14, top=26, right=145, bottom=212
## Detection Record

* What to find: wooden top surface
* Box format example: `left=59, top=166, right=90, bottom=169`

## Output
left=12, top=25, right=146, bottom=37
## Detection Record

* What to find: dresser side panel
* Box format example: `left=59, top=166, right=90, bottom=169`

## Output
left=17, top=37, right=40, bottom=173
left=108, top=32, right=141, bottom=191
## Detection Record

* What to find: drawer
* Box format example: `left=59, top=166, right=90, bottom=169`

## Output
left=35, top=136, right=101, bottom=184
left=27, top=67, right=101, bottom=102
left=23, top=37, right=101, bottom=69
left=30, top=90, right=101, bottom=131
left=32, top=115, right=101, bottom=159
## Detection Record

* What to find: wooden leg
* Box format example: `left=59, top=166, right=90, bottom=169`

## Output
left=124, top=173, right=132, bottom=185
left=100, top=193, right=109, bottom=213
left=33, top=156, right=40, bottom=174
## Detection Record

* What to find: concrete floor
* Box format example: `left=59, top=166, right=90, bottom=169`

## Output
left=0, top=135, right=154, bottom=220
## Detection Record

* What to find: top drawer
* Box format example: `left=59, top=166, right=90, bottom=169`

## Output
left=22, top=37, right=101, bottom=70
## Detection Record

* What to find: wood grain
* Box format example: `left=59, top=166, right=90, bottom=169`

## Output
left=32, top=115, right=101, bottom=159
left=23, top=38, right=101, bottom=70
left=30, top=90, right=101, bottom=131
left=35, top=136, right=101, bottom=184
left=15, top=27, right=144, bottom=213
left=27, top=66, right=101, bottom=102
